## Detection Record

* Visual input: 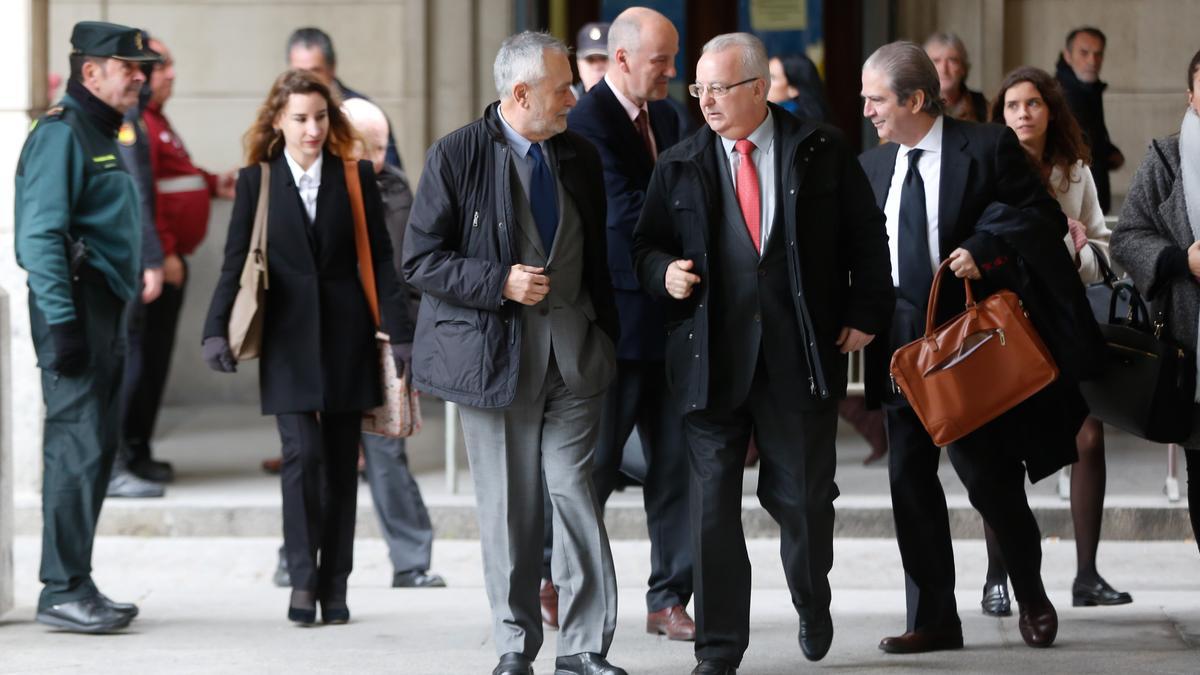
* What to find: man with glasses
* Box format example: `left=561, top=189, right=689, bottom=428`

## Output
left=633, top=33, right=893, bottom=674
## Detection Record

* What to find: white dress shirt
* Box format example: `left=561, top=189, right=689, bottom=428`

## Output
left=604, top=73, right=657, bottom=157
left=882, top=115, right=943, bottom=287
left=284, top=148, right=323, bottom=223
left=719, top=111, right=776, bottom=255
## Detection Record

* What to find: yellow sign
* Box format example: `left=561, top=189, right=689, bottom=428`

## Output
left=118, top=121, right=137, bottom=146
left=750, top=0, right=807, bottom=31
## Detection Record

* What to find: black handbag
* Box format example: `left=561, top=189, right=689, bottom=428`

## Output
left=1085, top=242, right=1133, bottom=325
left=1079, top=280, right=1195, bottom=443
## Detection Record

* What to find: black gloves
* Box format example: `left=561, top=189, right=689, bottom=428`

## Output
left=203, top=336, right=237, bottom=373
left=48, top=320, right=88, bottom=376
left=390, top=342, right=413, bottom=378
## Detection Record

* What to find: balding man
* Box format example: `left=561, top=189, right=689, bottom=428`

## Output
left=633, top=33, right=893, bottom=673
left=403, top=32, right=624, bottom=675
left=566, top=6, right=695, bottom=642
left=338, top=98, right=446, bottom=590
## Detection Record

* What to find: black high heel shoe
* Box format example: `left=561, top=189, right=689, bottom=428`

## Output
left=288, top=590, right=317, bottom=626
left=1072, top=576, right=1133, bottom=606
left=321, top=597, right=350, bottom=625
left=981, top=582, right=1012, bottom=617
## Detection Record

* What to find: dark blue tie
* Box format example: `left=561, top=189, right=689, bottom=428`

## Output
left=898, top=148, right=933, bottom=307
left=527, top=143, right=558, bottom=252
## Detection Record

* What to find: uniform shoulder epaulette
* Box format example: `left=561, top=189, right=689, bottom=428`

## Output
left=29, top=106, right=66, bottom=132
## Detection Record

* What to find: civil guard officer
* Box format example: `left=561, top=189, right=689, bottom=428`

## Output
left=14, top=20, right=158, bottom=633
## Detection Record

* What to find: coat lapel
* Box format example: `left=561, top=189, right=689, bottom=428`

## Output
left=867, top=144, right=898, bottom=211
left=594, top=80, right=656, bottom=172
left=938, top=118, right=971, bottom=257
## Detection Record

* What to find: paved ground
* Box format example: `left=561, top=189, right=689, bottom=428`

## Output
left=1, top=536, right=1197, bottom=673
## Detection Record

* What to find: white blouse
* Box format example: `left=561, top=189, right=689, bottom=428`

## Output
left=1050, top=160, right=1111, bottom=284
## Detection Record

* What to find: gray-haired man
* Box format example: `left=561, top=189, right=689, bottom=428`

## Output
left=402, top=31, right=624, bottom=675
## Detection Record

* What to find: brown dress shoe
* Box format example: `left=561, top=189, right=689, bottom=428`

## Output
left=539, top=578, right=559, bottom=630
left=646, top=604, right=696, bottom=641
left=1018, top=597, right=1058, bottom=648
left=878, top=627, right=964, bottom=654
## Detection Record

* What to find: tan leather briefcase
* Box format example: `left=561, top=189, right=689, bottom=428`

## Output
left=889, top=260, right=1058, bottom=446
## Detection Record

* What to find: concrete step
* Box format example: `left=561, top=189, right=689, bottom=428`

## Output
left=14, top=491, right=1195, bottom=540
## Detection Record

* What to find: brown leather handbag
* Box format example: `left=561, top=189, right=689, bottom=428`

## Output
left=889, top=259, right=1059, bottom=446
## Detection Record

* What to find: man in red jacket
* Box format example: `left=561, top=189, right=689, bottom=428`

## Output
left=121, top=35, right=234, bottom=482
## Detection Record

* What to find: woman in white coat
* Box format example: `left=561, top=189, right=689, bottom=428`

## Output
left=975, top=65, right=1126, bottom=617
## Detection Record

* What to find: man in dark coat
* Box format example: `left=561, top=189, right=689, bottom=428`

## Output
left=858, top=41, right=1069, bottom=654
left=565, top=6, right=695, bottom=641
left=633, top=33, right=894, bottom=673
left=402, top=32, right=624, bottom=675
left=1056, top=26, right=1123, bottom=212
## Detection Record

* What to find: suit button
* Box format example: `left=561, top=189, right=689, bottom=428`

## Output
left=539, top=306, right=549, bottom=316
left=753, top=313, right=761, bottom=322
left=758, top=268, right=767, bottom=277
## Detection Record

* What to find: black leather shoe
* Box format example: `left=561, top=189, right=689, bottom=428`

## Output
left=1073, top=577, right=1132, bottom=606
left=392, top=570, right=447, bottom=588
left=128, top=457, right=175, bottom=483
left=691, top=659, right=737, bottom=675
left=798, top=606, right=833, bottom=661
left=97, top=592, right=139, bottom=619
left=493, top=652, right=533, bottom=675
left=36, top=596, right=133, bottom=633
left=554, top=653, right=627, bottom=675
left=981, top=582, right=1012, bottom=616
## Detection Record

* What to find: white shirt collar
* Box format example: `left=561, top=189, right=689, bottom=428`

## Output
left=720, top=108, right=775, bottom=156
left=899, top=114, right=944, bottom=158
left=283, top=147, right=323, bottom=186
left=604, top=73, right=648, bottom=123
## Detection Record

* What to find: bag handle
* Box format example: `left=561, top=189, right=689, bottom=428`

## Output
left=344, top=159, right=381, bottom=329
left=1088, top=241, right=1119, bottom=286
left=239, top=162, right=271, bottom=290
left=923, top=259, right=976, bottom=339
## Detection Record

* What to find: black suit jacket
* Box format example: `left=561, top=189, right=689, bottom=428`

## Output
left=204, top=153, right=412, bottom=415
left=567, top=79, right=684, bottom=360
left=857, top=116, right=1067, bottom=408
left=634, top=104, right=894, bottom=413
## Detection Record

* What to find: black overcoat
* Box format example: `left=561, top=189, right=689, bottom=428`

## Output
left=204, top=153, right=413, bottom=415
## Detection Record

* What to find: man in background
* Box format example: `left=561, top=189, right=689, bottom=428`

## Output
left=572, top=22, right=610, bottom=99
left=1056, top=26, right=1122, bottom=212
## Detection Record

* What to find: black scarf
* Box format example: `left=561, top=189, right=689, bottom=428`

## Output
left=67, top=78, right=124, bottom=137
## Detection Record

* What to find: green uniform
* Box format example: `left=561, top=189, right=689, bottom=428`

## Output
left=14, top=91, right=140, bottom=609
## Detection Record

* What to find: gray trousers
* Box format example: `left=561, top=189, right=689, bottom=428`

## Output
left=360, top=433, right=434, bottom=574
left=458, top=359, right=617, bottom=659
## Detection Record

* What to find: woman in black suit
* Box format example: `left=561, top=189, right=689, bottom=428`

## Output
left=202, top=69, right=413, bottom=626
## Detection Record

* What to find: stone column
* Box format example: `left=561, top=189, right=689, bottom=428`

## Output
left=0, top=0, right=45, bottom=620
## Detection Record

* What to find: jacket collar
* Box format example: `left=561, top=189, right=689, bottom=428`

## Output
left=66, top=79, right=123, bottom=136
left=1055, top=56, right=1107, bottom=95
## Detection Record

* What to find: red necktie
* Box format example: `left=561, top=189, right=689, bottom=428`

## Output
left=635, top=110, right=656, bottom=161
left=734, top=139, right=761, bottom=252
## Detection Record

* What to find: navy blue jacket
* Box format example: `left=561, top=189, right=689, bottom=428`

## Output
left=567, top=79, right=684, bottom=360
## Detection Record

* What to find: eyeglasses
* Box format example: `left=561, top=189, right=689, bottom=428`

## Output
left=688, top=78, right=759, bottom=99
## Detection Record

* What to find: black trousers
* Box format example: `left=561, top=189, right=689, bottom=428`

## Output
left=592, top=360, right=693, bottom=612
left=1182, top=447, right=1200, bottom=553
left=276, top=411, right=362, bottom=599
left=121, top=274, right=185, bottom=461
left=884, top=402, right=1045, bottom=632
left=684, top=360, right=838, bottom=666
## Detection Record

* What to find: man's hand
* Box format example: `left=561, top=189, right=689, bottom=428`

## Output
left=1067, top=218, right=1088, bottom=253
left=142, top=267, right=164, bottom=303
left=947, top=247, right=981, bottom=280
left=503, top=264, right=550, bottom=305
left=1188, top=241, right=1200, bottom=280
left=836, top=327, right=875, bottom=354
left=665, top=259, right=701, bottom=300
left=163, top=254, right=186, bottom=287
left=215, top=170, right=238, bottom=200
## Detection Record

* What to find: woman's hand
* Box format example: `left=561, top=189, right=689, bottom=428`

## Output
left=1067, top=218, right=1088, bottom=253
left=1188, top=241, right=1200, bottom=280
left=203, top=336, right=237, bottom=373
left=947, top=247, right=981, bottom=280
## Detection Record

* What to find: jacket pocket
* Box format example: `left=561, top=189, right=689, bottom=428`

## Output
left=664, top=318, right=695, bottom=394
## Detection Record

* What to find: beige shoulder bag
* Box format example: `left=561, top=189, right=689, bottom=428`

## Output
left=229, top=162, right=270, bottom=360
